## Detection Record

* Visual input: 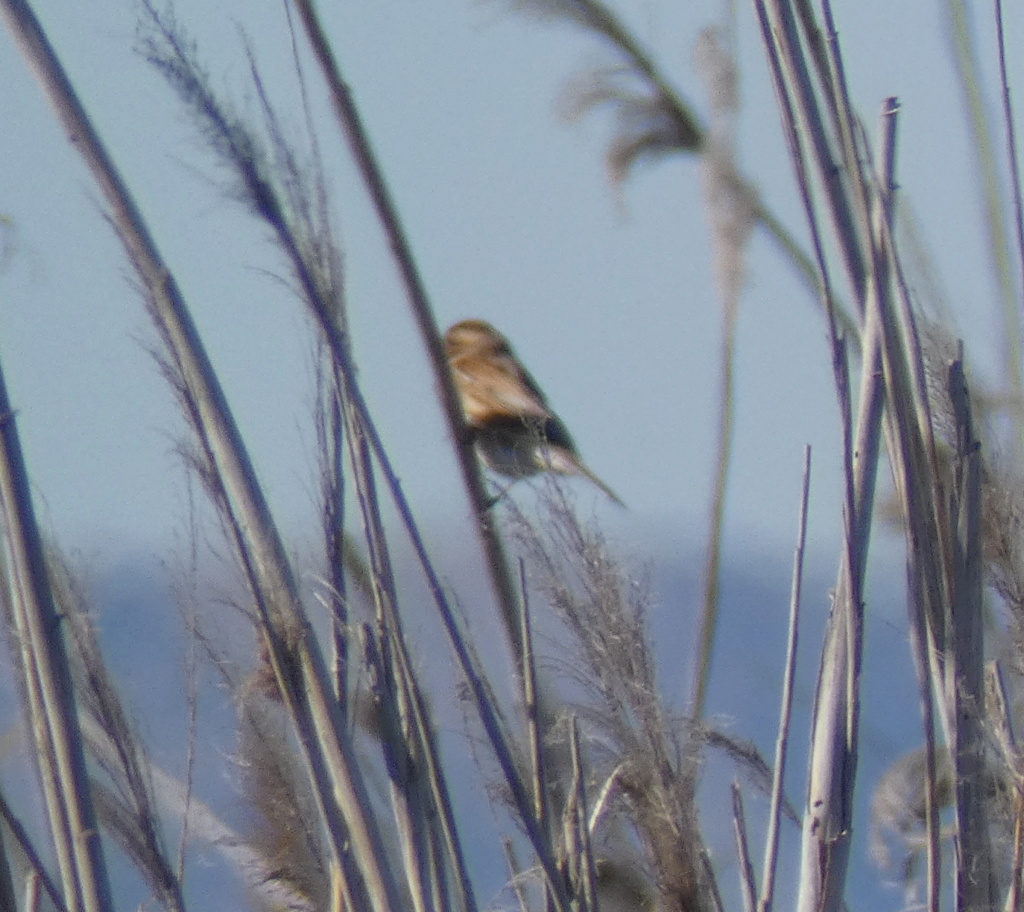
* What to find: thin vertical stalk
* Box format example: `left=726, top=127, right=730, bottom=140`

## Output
left=567, top=717, right=597, bottom=912
left=0, top=4, right=400, bottom=908
left=731, top=785, right=757, bottom=912
left=246, top=10, right=569, bottom=896
left=324, top=365, right=349, bottom=702
left=287, top=0, right=522, bottom=669
left=946, top=358, right=994, bottom=911
left=0, top=789, right=70, bottom=912
left=344, top=399, right=437, bottom=912
left=0, top=792, right=26, bottom=912
left=344, top=398, right=477, bottom=912
left=993, top=0, right=1024, bottom=330
left=8, top=598, right=75, bottom=904
left=989, top=664, right=1024, bottom=910
left=25, top=872, right=40, bottom=912
left=1011, top=803, right=1024, bottom=912
left=692, top=290, right=737, bottom=722
left=754, top=4, right=888, bottom=910
left=0, top=357, right=113, bottom=912
left=904, top=568, right=942, bottom=912
left=759, top=0, right=866, bottom=305
left=693, top=26, right=748, bottom=724
left=307, top=298, right=571, bottom=912
left=759, top=445, right=810, bottom=912
left=501, top=841, right=530, bottom=912
left=942, top=0, right=1021, bottom=402
left=519, top=562, right=550, bottom=831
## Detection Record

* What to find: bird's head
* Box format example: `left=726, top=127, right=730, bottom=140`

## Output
left=444, top=319, right=513, bottom=361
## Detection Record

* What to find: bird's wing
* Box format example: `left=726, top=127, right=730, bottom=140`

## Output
left=453, top=354, right=553, bottom=424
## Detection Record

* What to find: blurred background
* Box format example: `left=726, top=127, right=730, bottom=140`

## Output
left=1, top=0, right=1020, bottom=907
left=4, top=0, right=1012, bottom=555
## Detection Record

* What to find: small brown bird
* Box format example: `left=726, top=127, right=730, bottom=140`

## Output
left=444, top=318, right=623, bottom=505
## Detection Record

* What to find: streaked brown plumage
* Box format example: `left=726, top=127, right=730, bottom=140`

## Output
left=444, top=319, right=623, bottom=505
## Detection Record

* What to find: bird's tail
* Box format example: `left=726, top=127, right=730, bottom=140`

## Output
left=544, top=447, right=625, bottom=507
left=580, top=465, right=626, bottom=507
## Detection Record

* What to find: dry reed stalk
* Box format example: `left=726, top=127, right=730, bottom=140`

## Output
left=692, top=25, right=754, bottom=724
left=52, top=563, right=186, bottom=912
left=285, top=0, right=524, bottom=675
left=759, top=445, right=811, bottom=912
left=1, top=3, right=402, bottom=908
left=941, top=0, right=1021, bottom=401
left=754, top=5, right=877, bottom=908
left=993, top=0, right=1024, bottom=318
left=140, top=10, right=576, bottom=907
left=731, top=783, right=758, bottom=912
left=507, top=487, right=727, bottom=912
left=0, top=327, right=112, bottom=911
left=757, top=1, right=1000, bottom=908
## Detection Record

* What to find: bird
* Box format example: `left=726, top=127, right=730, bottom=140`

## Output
left=443, top=318, right=623, bottom=505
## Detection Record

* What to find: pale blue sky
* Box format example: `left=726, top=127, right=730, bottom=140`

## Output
left=2, top=2, right=1021, bottom=907
left=0, top=0, right=1018, bottom=574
